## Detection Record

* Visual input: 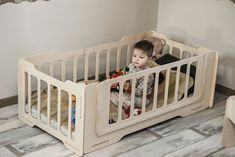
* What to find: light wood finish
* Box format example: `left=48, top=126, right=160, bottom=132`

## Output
left=17, top=31, right=218, bottom=156
left=0, top=93, right=230, bottom=157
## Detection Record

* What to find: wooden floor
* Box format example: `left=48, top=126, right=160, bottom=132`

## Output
left=0, top=92, right=235, bottom=157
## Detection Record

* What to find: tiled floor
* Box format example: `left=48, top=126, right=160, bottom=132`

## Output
left=0, top=92, right=235, bottom=157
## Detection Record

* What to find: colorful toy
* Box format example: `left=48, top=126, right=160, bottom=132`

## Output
left=72, top=106, right=76, bottom=124
left=72, top=96, right=76, bottom=124
left=110, top=67, right=131, bottom=93
left=111, top=71, right=124, bottom=79
left=72, top=95, right=76, bottom=103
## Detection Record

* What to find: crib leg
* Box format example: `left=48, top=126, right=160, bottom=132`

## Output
left=63, top=141, right=83, bottom=156
left=18, top=115, right=35, bottom=127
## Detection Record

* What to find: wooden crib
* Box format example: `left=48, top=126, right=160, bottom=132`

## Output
left=18, top=31, right=218, bottom=156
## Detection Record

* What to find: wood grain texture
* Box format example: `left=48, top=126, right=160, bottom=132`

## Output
left=117, top=129, right=205, bottom=157
left=0, top=92, right=231, bottom=157
left=164, top=133, right=223, bottom=157
left=10, top=133, right=59, bottom=155
left=210, top=147, right=235, bottom=157
left=0, top=147, right=16, bottom=157
left=192, top=116, right=224, bottom=136
left=84, top=130, right=158, bottom=157
left=148, top=99, right=226, bottom=137
left=0, top=126, right=43, bottom=146
left=0, top=105, right=18, bottom=119
left=21, top=143, right=73, bottom=157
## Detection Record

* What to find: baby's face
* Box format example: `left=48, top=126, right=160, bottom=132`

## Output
left=132, top=48, right=149, bottom=69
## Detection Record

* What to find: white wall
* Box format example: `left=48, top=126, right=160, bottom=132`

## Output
left=157, top=0, right=235, bottom=90
left=0, top=0, right=158, bottom=99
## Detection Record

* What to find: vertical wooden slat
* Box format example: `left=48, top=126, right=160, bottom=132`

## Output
left=117, top=81, right=124, bottom=122
left=163, top=69, right=170, bottom=106
left=169, top=46, right=173, bottom=54
left=47, top=84, right=51, bottom=125
left=61, top=59, right=66, bottom=82
left=129, top=78, right=136, bottom=118
left=183, top=62, right=190, bottom=100
left=174, top=66, right=181, bottom=102
left=57, top=89, right=61, bottom=132
left=37, top=79, right=41, bottom=120
left=141, top=75, right=148, bottom=113
left=152, top=72, right=159, bottom=110
left=106, top=49, right=111, bottom=79
left=116, top=47, right=121, bottom=72
left=180, top=50, right=183, bottom=59
left=127, top=45, right=132, bottom=66
left=27, top=74, right=31, bottom=115
left=75, top=95, right=80, bottom=141
left=73, top=56, right=78, bottom=82
left=95, top=52, right=100, bottom=81
left=68, top=93, right=72, bottom=138
left=84, top=53, right=89, bottom=81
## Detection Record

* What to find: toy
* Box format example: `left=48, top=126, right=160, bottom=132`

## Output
left=72, top=95, right=76, bottom=103
left=72, top=96, right=76, bottom=124
left=111, top=71, right=124, bottom=79
left=110, top=67, right=132, bottom=93
left=141, top=35, right=165, bottom=60
left=72, top=106, right=76, bottom=124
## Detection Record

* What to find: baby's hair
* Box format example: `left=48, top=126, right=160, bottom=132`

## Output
left=134, top=40, right=154, bottom=58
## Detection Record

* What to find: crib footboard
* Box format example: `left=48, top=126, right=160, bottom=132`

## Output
left=18, top=59, right=86, bottom=155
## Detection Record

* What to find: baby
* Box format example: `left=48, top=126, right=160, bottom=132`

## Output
left=125, top=40, right=154, bottom=97
left=110, top=40, right=154, bottom=113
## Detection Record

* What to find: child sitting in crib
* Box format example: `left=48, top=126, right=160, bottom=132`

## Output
left=110, top=40, right=155, bottom=116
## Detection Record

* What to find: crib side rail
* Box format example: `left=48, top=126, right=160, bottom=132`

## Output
left=96, top=52, right=209, bottom=135
left=81, top=31, right=209, bottom=83
left=25, top=49, right=85, bottom=66
left=18, top=58, right=86, bottom=154
left=82, top=32, right=168, bottom=82
left=23, top=31, right=208, bottom=86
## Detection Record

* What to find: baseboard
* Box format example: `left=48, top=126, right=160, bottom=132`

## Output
left=0, top=95, right=18, bottom=108
left=215, top=84, right=235, bottom=96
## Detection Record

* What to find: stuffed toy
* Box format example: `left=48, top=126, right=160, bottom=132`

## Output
left=141, top=35, right=166, bottom=60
